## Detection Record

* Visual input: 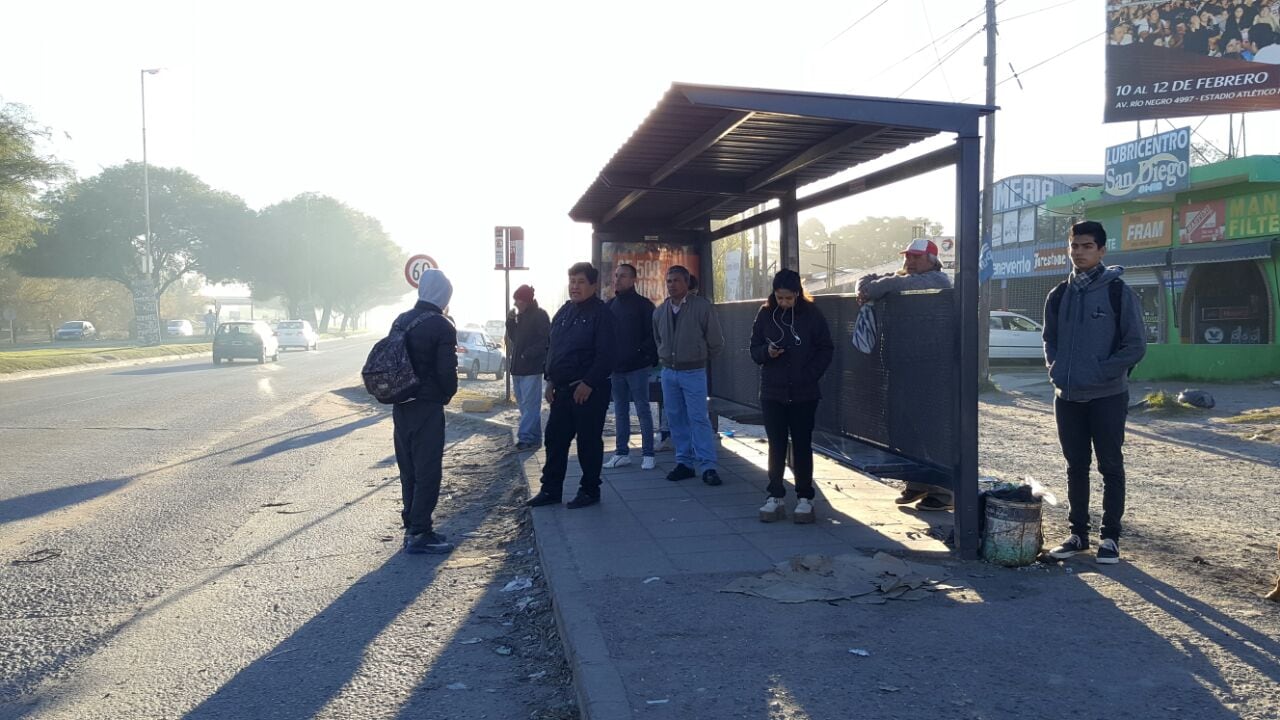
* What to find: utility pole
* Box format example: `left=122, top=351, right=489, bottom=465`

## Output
left=977, top=0, right=997, bottom=383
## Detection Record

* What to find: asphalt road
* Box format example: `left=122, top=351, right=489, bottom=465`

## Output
left=0, top=339, right=576, bottom=719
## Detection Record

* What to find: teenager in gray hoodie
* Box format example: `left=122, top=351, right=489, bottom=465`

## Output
left=1044, top=221, right=1147, bottom=565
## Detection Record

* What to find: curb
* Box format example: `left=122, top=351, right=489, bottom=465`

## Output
left=516, top=437, right=635, bottom=720
left=0, top=349, right=212, bottom=383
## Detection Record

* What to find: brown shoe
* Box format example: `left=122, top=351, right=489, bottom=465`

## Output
left=895, top=488, right=929, bottom=505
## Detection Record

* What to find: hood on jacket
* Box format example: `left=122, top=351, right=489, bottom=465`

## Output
left=417, top=268, right=453, bottom=309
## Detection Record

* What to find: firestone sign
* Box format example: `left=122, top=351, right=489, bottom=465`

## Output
left=1103, top=127, right=1190, bottom=202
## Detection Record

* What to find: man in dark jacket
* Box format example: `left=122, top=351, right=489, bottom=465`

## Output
left=1044, top=221, right=1147, bottom=565
left=604, top=263, right=659, bottom=470
left=391, top=268, right=458, bottom=554
left=526, top=262, right=617, bottom=509
left=506, top=284, right=550, bottom=451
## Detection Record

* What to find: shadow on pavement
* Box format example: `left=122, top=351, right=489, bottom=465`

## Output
left=0, top=478, right=129, bottom=527
left=181, top=426, right=515, bottom=720
left=231, top=412, right=389, bottom=465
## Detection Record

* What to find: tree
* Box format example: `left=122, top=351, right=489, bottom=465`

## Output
left=250, top=194, right=404, bottom=331
left=14, top=163, right=253, bottom=296
left=0, top=102, right=67, bottom=258
left=826, top=215, right=942, bottom=271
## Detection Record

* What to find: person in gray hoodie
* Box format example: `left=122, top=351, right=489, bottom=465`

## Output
left=653, top=265, right=725, bottom=485
left=1044, top=221, right=1147, bottom=565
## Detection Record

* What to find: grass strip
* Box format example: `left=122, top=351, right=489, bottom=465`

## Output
left=0, top=343, right=211, bottom=374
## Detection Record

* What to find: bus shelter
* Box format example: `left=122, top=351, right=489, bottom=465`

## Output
left=569, top=83, right=994, bottom=558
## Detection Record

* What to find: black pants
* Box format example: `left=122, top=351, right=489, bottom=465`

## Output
left=1054, top=391, right=1128, bottom=541
left=540, top=381, right=611, bottom=498
left=762, top=398, right=818, bottom=500
left=393, top=400, right=446, bottom=535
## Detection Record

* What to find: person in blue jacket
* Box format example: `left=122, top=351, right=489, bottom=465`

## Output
left=749, top=269, right=834, bottom=524
left=526, top=262, right=617, bottom=509
left=1044, top=221, right=1147, bottom=565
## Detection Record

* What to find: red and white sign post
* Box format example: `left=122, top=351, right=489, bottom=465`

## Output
left=494, top=226, right=528, bottom=403
left=404, top=254, right=438, bottom=289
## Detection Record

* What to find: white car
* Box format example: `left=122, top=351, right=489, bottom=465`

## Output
left=456, top=330, right=505, bottom=380
left=276, top=320, right=318, bottom=351
left=166, top=319, right=194, bottom=337
left=989, top=311, right=1044, bottom=360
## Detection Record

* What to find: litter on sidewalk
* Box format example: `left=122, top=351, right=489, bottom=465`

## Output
left=719, top=552, right=956, bottom=604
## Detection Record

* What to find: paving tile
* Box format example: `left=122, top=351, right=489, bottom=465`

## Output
left=667, top=548, right=772, bottom=574
left=624, top=497, right=703, bottom=515
left=706, top=502, right=765, bottom=520
left=694, top=490, right=767, bottom=507
left=613, top=485, right=695, bottom=501
left=655, top=533, right=756, bottom=555
left=631, top=504, right=720, bottom=524
left=644, top=519, right=734, bottom=538
left=578, top=554, right=678, bottom=580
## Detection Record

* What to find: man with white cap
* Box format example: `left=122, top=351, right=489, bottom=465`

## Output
left=390, top=267, right=458, bottom=554
left=855, top=237, right=954, bottom=511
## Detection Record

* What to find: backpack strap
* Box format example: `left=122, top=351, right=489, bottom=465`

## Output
left=1046, top=280, right=1069, bottom=320
left=397, top=308, right=439, bottom=334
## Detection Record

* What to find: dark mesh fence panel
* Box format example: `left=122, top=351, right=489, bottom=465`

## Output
left=712, top=290, right=956, bottom=476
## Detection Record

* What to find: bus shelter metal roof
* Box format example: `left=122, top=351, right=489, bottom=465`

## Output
left=568, top=83, right=994, bottom=559
left=570, top=83, right=993, bottom=232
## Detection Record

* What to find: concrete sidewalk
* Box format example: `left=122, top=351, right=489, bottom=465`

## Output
left=520, top=434, right=955, bottom=719
left=518, top=428, right=1269, bottom=720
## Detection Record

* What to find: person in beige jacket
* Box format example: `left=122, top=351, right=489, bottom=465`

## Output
left=652, top=265, right=725, bottom=485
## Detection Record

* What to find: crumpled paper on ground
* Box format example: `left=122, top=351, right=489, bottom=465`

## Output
left=719, top=552, right=956, bottom=604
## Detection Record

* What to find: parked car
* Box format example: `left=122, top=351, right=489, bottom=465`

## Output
left=165, top=319, right=194, bottom=337
left=54, top=320, right=97, bottom=341
left=276, top=319, right=318, bottom=351
left=456, top=330, right=505, bottom=380
left=484, top=320, right=507, bottom=344
left=212, top=320, right=279, bottom=364
left=989, top=311, right=1044, bottom=360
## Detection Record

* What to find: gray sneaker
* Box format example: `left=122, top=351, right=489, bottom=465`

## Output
left=405, top=532, right=454, bottom=555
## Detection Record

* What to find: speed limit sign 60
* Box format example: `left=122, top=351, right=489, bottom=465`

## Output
left=404, top=254, right=438, bottom=288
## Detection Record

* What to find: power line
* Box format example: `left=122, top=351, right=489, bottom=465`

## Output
left=999, top=0, right=1087, bottom=24
left=898, top=26, right=985, bottom=97
left=994, top=31, right=1105, bottom=89
left=823, top=0, right=895, bottom=49
left=919, top=0, right=956, bottom=101
left=863, top=2, right=994, bottom=85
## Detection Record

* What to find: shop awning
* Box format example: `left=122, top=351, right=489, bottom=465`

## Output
left=1107, top=248, right=1170, bottom=268
left=1171, top=238, right=1275, bottom=265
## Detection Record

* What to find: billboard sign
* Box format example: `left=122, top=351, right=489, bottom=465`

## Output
left=493, top=226, right=526, bottom=270
left=1225, top=190, right=1280, bottom=239
left=1180, top=200, right=1226, bottom=244
left=1121, top=208, right=1174, bottom=250
left=599, top=241, right=700, bottom=305
left=1103, top=127, right=1190, bottom=202
left=1105, top=1, right=1280, bottom=122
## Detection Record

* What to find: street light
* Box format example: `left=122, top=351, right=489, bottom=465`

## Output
left=141, top=68, right=161, bottom=277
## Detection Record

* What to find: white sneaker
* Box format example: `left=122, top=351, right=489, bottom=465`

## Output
left=602, top=454, right=631, bottom=469
left=759, top=496, right=786, bottom=523
left=640, top=456, right=657, bottom=470
left=793, top=498, right=816, bottom=524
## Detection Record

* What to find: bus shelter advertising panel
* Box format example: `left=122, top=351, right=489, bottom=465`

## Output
left=1105, top=1, right=1280, bottom=122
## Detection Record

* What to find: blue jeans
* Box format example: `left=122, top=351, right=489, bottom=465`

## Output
left=660, top=367, right=717, bottom=472
left=512, top=374, right=543, bottom=444
left=611, top=367, right=655, bottom=457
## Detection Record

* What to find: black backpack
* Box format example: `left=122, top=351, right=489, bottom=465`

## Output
left=1046, top=278, right=1131, bottom=374
left=362, top=311, right=438, bottom=404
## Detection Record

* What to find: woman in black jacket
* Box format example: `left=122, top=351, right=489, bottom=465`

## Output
left=749, top=270, right=834, bottom=524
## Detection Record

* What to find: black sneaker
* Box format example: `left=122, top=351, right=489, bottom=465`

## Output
left=525, top=491, right=562, bottom=507
left=894, top=488, right=930, bottom=505
left=666, top=464, right=696, bottom=482
left=514, top=441, right=538, bottom=451
left=404, top=532, right=454, bottom=555
left=566, top=492, right=600, bottom=509
left=701, top=469, right=722, bottom=486
left=1096, top=538, right=1120, bottom=565
left=1048, top=534, right=1089, bottom=559
left=915, top=496, right=953, bottom=512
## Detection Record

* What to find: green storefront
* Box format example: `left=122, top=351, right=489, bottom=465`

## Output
left=1046, top=156, right=1280, bottom=381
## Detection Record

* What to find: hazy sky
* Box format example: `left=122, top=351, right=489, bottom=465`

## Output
left=5, top=0, right=1280, bottom=327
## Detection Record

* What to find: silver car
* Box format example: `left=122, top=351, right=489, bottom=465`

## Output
left=455, top=330, right=505, bottom=380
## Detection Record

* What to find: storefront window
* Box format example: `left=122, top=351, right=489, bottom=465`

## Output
left=1132, top=285, right=1164, bottom=343
left=1179, top=261, right=1271, bottom=345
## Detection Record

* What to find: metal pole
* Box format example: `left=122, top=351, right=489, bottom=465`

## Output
left=141, top=70, right=152, bottom=280
left=977, top=0, right=997, bottom=383
left=504, top=264, right=512, bottom=404
left=955, top=125, right=983, bottom=561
